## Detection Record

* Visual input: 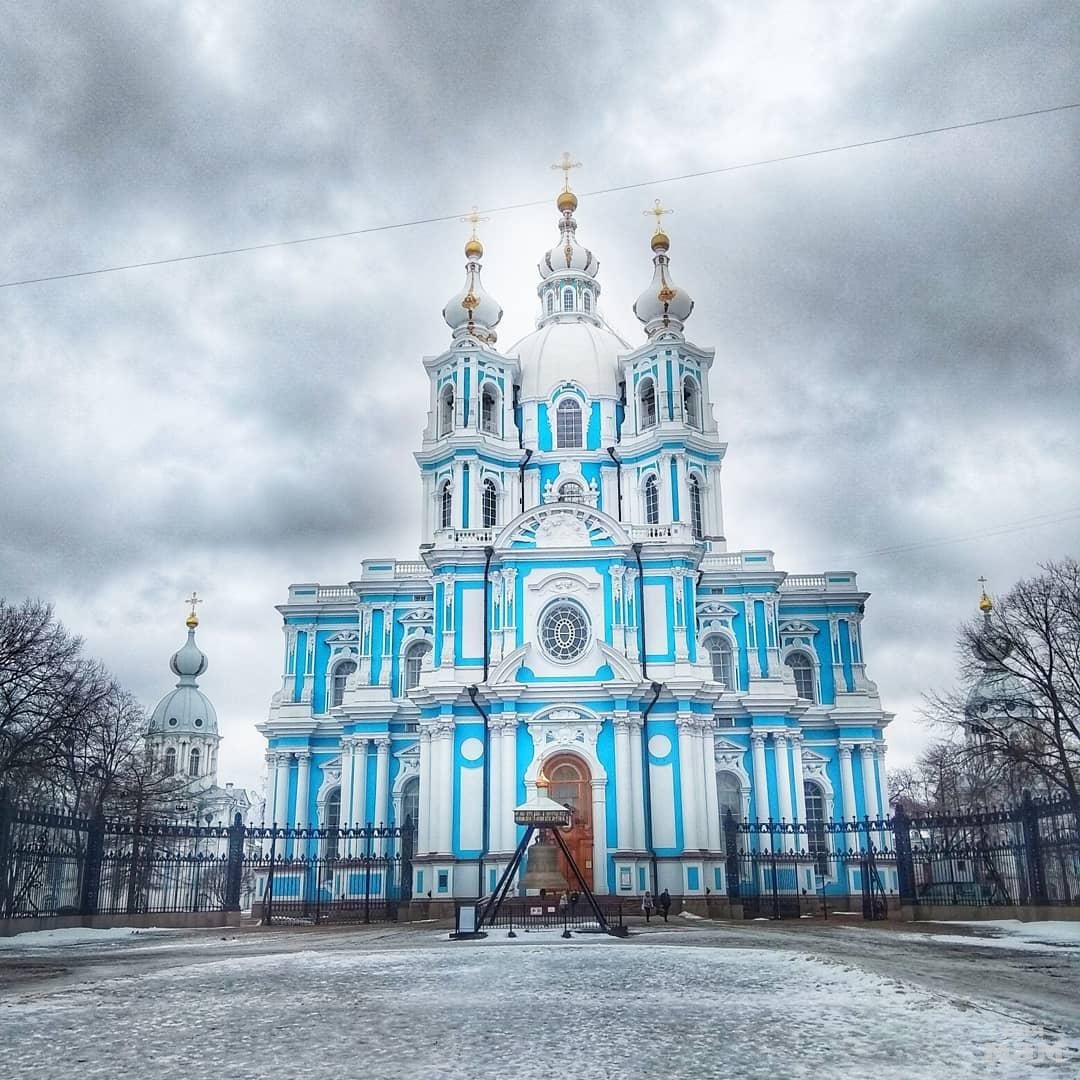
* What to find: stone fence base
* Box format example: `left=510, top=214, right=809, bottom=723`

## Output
left=1, top=910, right=244, bottom=938
left=899, top=903, right=1080, bottom=923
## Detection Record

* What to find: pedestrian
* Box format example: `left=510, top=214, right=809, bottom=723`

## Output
left=642, top=890, right=655, bottom=922
left=659, top=888, right=672, bottom=922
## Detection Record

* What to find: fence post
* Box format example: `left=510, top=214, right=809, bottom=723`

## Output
left=79, top=814, right=106, bottom=918
left=724, top=810, right=740, bottom=902
left=892, top=804, right=917, bottom=906
left=1020, top=791, right=1049, bottom=906
left=225, top=813, right=244, bottom=912
left=261, top=826, right=278, bottom=926
left=0, top=790, right=12, bottom=918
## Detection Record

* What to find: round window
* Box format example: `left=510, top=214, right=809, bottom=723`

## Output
left=194, top=718, right=203, bottom=727
left=168, top=717, right=178, bottom=727
left=540, top=602, right=590, bottom=663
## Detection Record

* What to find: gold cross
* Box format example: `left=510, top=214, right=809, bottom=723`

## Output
left=460, top=205, right=489, bottom=240
left=644, top=198, right=674, bottom=233
left=185, top=591, right=203, bottom=619
left=977, top=576, right=987, bottom=589
left=551, top=152, right=582, bottom=191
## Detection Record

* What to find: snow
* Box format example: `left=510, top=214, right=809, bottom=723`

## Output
left=1, top=937, right=1075, bottom=1078
left=0, top=927, right=179, bottom=950
left=915, top=919, right=1080, bottom=952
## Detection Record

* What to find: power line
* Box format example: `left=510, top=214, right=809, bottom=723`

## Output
left=839, top=507, right=1080, bottom=562
left=2, top=101, right=1077, bottom=291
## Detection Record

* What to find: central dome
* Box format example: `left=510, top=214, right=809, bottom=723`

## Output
left=512, top=318, right=627, bottom=400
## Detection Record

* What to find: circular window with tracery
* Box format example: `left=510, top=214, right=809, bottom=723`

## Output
left=540, top=602, right=590, bottom=662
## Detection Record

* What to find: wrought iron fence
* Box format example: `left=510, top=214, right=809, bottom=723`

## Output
left=477, top=895, right=626, bottom=933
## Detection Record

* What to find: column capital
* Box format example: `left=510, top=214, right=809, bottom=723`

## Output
left=772, top=731, right=789, bottom=747
left=751, top=732, right=767, bottom=749
left=375, top=736, right=393, bottom=752
left=295, top=749, right=312, bottom=763
left=274, top=750, right=293, bottom=765
left=613, top=717, right=632, bottom=735
left=838, top=744, right=853, bottom=760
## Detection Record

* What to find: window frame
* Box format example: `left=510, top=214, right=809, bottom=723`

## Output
left=639, top=377, right=657, bottom=430
left=683, top=375, right=702, bottom=429
left=438, top=384, right=455, bottom=437
left=705, top=635, right=736, bottom=689
left=481, top=478, right=498, bottom=528
left=562, top=288, right=574, bottom=312
left=689, top=473, right=704, bottom=540
left=786, top=651, right=817, bottom=702
left=439, top=480, right=453, bottom=529
left=331, top=659, right=357, bottom=708
left=402, top=640, right=431, bottom=692
left=480, top=383, right=499, bottom=436
left=555, top=396, right=583, bottom=449
left=643, top=473, right=660, bottom=525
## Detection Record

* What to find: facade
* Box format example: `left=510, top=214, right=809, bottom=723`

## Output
left=257, top=175, right=892, bottom=901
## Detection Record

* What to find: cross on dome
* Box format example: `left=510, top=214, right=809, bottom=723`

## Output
left=551, top=152, right=582, bottom=190
left=460, top=205, right=489, bottom=260
left=185, top=590, right=202, bottom=628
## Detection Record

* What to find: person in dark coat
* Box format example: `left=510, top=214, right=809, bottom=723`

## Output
left=659, top=888, right=672, bottom=922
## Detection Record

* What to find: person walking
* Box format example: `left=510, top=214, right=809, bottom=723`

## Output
left=659, top=888, right=672, bottom=922
left=641, top=890, right=655, bottom=923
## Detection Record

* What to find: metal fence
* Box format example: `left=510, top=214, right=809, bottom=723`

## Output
left=0, top=796, right=414, bottom=925
left=477, top=895, right=627, bottom=933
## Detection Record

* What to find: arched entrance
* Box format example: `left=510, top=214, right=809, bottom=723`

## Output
left=546, top=754, right=593, bottom=891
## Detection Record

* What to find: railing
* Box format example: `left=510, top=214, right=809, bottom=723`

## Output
left=699, top=550, right=777, bottom=571
left=316, top=585, right=355, bottom=600
left=433, top=528, right=495, bottom=546
left=474, top=896, right=626, bottom=933
left=394, top=561, right=428, bottom=577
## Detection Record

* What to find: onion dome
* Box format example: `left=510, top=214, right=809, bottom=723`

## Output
left=443, top=211, right=502, bottom=344
left=539, top=189, right=599, bottom=280
left=971, top=583, right=1012, bottom=666
left=633, top=199, right=694, bottom=338
left=148, top=601, right=219, bottom=737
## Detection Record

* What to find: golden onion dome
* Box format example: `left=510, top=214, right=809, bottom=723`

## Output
left=557, top=189, right=578, bottom=213
left=979, top=591, right=993, bottom=614
left=464, top=236, right=483, bottom=259
left=651, top=230, right=670, bottom=253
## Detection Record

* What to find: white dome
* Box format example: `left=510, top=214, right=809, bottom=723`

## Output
left=512, top=317, right=627, bottom=400
left=442, top=257, right=502, bottom=342
left=149, top=685, right=219, bottom=736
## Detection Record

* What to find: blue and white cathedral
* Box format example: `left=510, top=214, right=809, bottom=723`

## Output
left=257, top=169, right=892, bottom=902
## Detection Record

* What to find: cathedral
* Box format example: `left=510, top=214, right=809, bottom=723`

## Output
left=257, top=163, right=892, bottom=901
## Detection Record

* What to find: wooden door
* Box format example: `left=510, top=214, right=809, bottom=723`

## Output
left=547, top=755, right=593, bottom=891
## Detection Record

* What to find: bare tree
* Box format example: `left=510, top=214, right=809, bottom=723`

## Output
left=924, top=559, right=1080, bottom=808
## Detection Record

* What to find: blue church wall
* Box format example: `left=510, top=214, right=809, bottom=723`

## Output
left=587, top=401, right=601, bottom=450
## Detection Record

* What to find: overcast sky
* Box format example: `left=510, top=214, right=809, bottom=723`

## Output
left=2, top=1, right=1078, bottom=792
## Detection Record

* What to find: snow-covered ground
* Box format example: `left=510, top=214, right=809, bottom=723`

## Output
left=0, top=927, right=179, bottom=950
left=1, top=933, right=1076, bottom=1078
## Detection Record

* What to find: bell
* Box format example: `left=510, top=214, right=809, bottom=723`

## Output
left=520, top=834, right=570, bottom=894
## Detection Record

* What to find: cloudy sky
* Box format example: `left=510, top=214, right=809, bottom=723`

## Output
left=3, top=1, right=1078, bottom=792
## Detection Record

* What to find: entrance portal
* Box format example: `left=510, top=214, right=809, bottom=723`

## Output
left=545, top=754, right=593, bottom=891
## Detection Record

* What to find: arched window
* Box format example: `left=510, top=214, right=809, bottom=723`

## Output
left=164, top=747, right=176, bottom=777
left=583, top=291, right=592, bottom=313
left=639, top=378, right=657, bottom=429
left=440, top=480, right=453, bottom=529
left=804, top=781, right=829, bottom=874
left=403, top=641, right=431, bottom=692
left=689, top=473, right=704, bottom=540
left=331, top=659, right=357, bottom=707
left=481, top=478, right=498, bottom=528
left=643, top=474, right=659, bottom=524
left=706, top=636, right=735, bottom=689
left=683, top=376, right=701, bottom=429
left=557, top=480, right=585, bottom=504
left=400, top=777, right=420, bottom=833
left=556, top=397, right=582, bottom=448
left=786, top=651, right=816, bottom=702
left=546, top=292, right=555, bottom=315
left=481, top=384, right=499, bottom=435
left=562, top=288, right=574, bottom=312
left=716, top=771, right=742, bottom=826
left=188, top=748, right=200, bottom=777
left=438, top=385, right=455, bottom=437
left=324, top=788, right=341, bottom=858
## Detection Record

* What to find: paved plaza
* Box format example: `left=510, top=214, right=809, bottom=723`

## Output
left=1, top=920, right=1078, bottom=1078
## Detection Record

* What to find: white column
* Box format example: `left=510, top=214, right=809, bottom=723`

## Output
left=373, top=737, right=391, bottom=856
left=339, top=740, right=355, bottom=848
left=273, top=752, right=292, bottom=826
left=791, top=734, right=808, bottom=853
left=860, top=744, right=881, bottom=850
left=660, top=453, right=675, bottom=522
left=263, top=752, right=276, bottom=822
left=876, top=744, right=889, bottom=818
left=591, top=780, right=608, bottom=894
left=773, top=734, right=794, bottom=827
left=839, top=745, right=857, bottom=824
left=434, top=722, right=454, bottom=853
left=701, top=724, right=722, bottom=852
left=751, top=733, right=770, bottom=824
left=488, top=720, right=503, bottom=852
left=628, top=719, right=647, bottom=851
left=418, top=728, right=432, bottom=853
left=500, top=719, right=517, bottom=851
left=677, top=715, right=702, bottom=849
left=613, top=718, right=634, bottom=850
left=352, top=737, right=370, bottom=855
left=294, top=751, right=312, bottom=829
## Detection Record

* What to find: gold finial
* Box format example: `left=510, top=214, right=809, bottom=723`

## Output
left=552, top=152, right=582, bottom=212
left=977, top=576, right=993, bottom=614
left=536, top=769, right=551, bottom=792
left=185, top=591, right=202, bottom=629
left=460, top=205, right=488, bottom=259
left=644, top=198, right=673, bottom=251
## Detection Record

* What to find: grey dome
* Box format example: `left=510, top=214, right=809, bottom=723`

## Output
left=965, top=668, right=1034, bottom=725
left=149, top=626, right=219, bottom=736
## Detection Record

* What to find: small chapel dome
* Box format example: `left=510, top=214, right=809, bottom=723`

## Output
left=539, top=187, right=598, bottom=280
left=442, top=241, right=503, bottom=342
left=149, top=610, right=219, bottom=737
